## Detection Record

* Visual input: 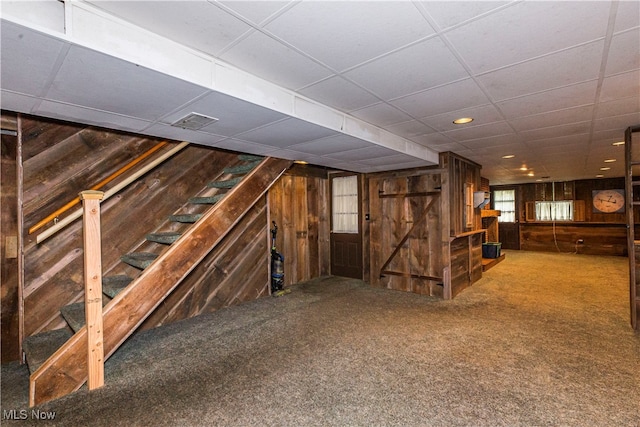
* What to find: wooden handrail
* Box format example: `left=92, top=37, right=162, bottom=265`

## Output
left=28, top=141, right=168, bottom=234
left=36, top=142, right=189, bottom=244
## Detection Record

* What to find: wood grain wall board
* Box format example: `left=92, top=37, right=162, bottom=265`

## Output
left=382, top=177, right=411, bottom=292
left=23, top=132, right=156, bottom=220
left=20, top=116, right=86, bottom=162
left=306, top=178, right=320, bottom=278
left=1, top=124, right=21, bottom=361
left=520, top=224, right=627, bottom=255
left=294, top=176, right=309, bottom=282
left=142, top=200, right=269, bottom=328
left=317, top=177, right=331, bottom=276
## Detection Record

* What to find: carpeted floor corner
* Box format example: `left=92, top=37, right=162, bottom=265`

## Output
left=2, top=250, right=639, bottom=426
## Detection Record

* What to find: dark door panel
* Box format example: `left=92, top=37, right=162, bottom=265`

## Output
left=331, top=233, right=362, bottom=279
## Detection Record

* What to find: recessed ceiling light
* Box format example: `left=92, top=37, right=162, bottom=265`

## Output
left=527, top=171, right=535, bottom=177
left=612, top=141, right=625, bottom=146
left=502, top=154, right=515, bottom=159
left=519, top=166, right=528, bottom=171
left=600, top=167, right=611, bottom=171
left=596, top=174, right=604, bottom=178
left=293, top=160, right=309, bottom=165
left=453, top=117, right=474, bottom=125
left=604, top=159, right=616, bottom=163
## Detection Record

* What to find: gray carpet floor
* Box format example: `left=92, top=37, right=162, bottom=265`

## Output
left=2, top=250, right=639, bottom=426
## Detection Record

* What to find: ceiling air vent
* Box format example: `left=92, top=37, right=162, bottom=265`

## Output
left=171, top=113, right=219, bottom=130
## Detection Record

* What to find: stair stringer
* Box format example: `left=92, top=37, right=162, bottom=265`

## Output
left=29, top=157, right=292, bottom=407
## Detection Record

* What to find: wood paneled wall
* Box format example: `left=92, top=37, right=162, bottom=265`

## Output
left=513, top=177, right=627, bottom=255
left=440, top=152, right=482, bottom=236
left=268, top=168, right=330, bottom=286
left=1, top=113, right=21, bottom=362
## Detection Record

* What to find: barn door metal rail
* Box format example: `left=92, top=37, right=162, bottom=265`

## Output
left=378, top=191, right=441, bottom=281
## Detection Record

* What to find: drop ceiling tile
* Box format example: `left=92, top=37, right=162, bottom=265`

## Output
left=421, top=104, right=504, bottom=132
left=445, top=1, right=611, bottom=73
left=418, top=1, right=511, bottom=30
left=596, top=96, right=640, bottom=119
left=288, top=134, right=371, bottom=156
left=235, top=117, right=337, bottom=148
left=297, top=76, right=379, bottom=112
left=478, top=41, right=604, bottom=101
left=217, top=1, right=293, bottom=26
left=600, top=70, right=640, bottom=102
left=264, top=1, right=435, bottom=71
left=0, top=21, right=67, bottom=97
left=391, top=79, right=490, bottom=118
left=160, top=91, right=287, bottom=137
left=520, top=121, right=592, bottom=142
left=524, top=133, right=590, bottom=148
left=444, top=121, right=514, bottom=142
left=594, top=112, right=640, bottom=133
left=614, top=0, right=640, bottom=33
left=142, top=122, right=226, bottom=146
left=343, top=36, right=469, bottom=100
left=409, top=132, right=456, bottom=146
left=605, top=28, right=640, bottom=76
left=88, top=0, right=252, bottom=57
left=349, top=103, right=414, bottom=127
left=2, top=0, right=65, bottom=33
left=219, top=31, right=333, bottom=91
left=386, top=120, right=438, bottom=139
left=212, top=137, right=283, bottom=155
left=497, top=81, right=598, bottom=119
left=509, top=105, right=594, bottom=132
left=35, top=100, right=153, bottom=133
left=47, top=45, right=209, bottom=122
left=457, top=133, right=520, bottom=149
left=366, top=160, right=429, bottom=172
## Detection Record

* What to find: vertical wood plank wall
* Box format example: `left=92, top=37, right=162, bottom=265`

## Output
left=1, top=113, right=21, bottom=362
left=268, top=169, right=331, bottom=286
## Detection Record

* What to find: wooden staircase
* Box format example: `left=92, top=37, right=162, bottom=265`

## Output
left=24, top=155, right=291, bottom=406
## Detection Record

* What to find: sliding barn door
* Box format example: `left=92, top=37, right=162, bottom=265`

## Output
left=330, top=174, right=362, bottom=279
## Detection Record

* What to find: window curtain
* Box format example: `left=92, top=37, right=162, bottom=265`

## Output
left=535, top=201, right=573, bottom=221
left=332, top=176, right=358, bottom=233
left=494, top=190, right=515, bottom=222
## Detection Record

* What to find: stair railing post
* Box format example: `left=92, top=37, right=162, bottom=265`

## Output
left=79, top=190, right=105, bottom=390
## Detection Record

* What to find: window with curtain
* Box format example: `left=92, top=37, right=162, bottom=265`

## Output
left=332, top=175, right=358, bottom=233
left=493, top=189, right=516, bottom=223
left=535, top=201, right=573, bottom=221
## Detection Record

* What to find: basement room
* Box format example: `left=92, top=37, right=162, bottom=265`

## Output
left=1, top=1, right=639, bottom=426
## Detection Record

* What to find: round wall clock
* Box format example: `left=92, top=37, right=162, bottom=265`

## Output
left=592, top=189, right=625, bottom=213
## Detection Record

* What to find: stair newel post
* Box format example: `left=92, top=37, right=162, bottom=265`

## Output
left=79, top=190, right=105, bottom=390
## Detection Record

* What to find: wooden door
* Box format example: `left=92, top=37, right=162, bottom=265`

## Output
left=493, top=187, right=520, bottom=250
left=330, top=174, right=362, bottom=279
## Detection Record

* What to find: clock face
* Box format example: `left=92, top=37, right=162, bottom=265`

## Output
left=592, top=189, right=625, bottom=213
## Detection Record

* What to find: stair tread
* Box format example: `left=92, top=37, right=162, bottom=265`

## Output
left=146, top=231, right=181, bottom=244
left=237, top=154, right=263, bottom=162
left=224, top=161, right=260, bottom=175
left=169, top=213, right=203, bottom=223
left=188, top=194, right=225, bottom=204
left=59, top=300, right=107, bottom=333
left=121, top=252, right=158, bottom=269
left=23, top=329, right=73, bottom=374
left=102, top=275, right=133, bottom=298
left=207, top=177, right=242, bottom=189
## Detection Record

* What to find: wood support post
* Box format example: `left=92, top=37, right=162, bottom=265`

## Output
left=79, top=190, right=105, bottom=390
